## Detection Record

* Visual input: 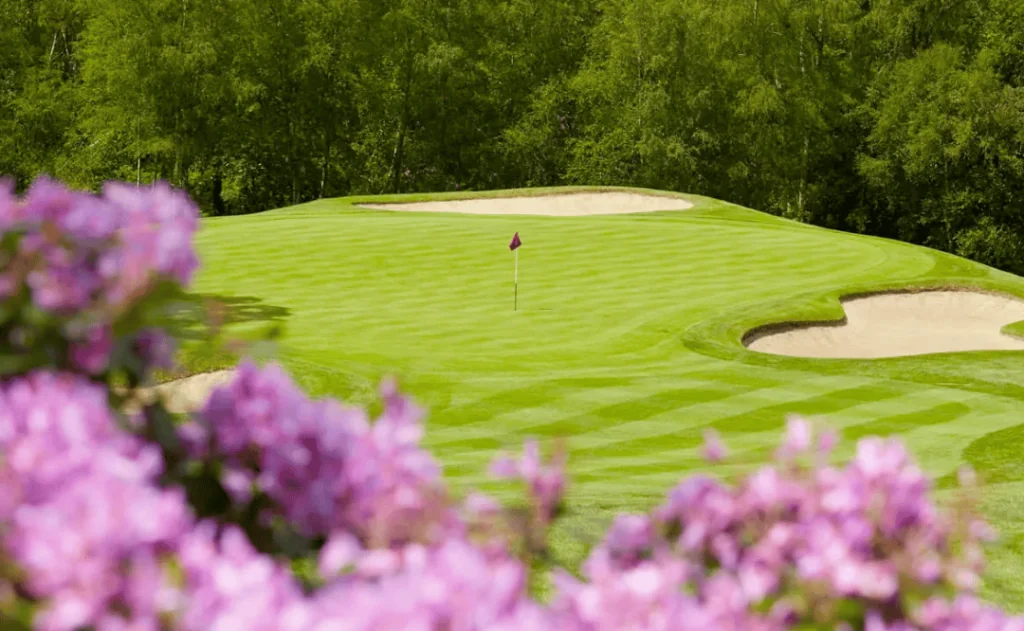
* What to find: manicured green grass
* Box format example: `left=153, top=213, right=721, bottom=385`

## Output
left=188, top=186, right=1024, bottom=609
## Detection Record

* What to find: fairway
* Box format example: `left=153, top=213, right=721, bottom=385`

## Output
left=189, top=187, right=1024, bottom=609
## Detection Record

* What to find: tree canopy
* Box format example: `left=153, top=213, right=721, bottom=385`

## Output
left=1, top=0, right=1022, bottom=271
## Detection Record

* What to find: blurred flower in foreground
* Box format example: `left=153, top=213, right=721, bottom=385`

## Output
left=0, top=177, right=200, bottom=382
left=491, top=438, right=568, bottom=525
left=0, top=372, right=189, bottom=630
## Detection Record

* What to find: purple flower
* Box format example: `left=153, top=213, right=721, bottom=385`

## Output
left=585, top=514, right=656, bottom=574
left=702, top=429, right=727, bottom=462
left=464, top=492, right=502, bottom=519
left=101, top=180, right=200, bottom=287
left=194, top=361, right=358, bottom=535
left=911, top=596, right=1024, bottom=631
left=69, top=324, right=113, bottom=374
left=489, top=439, right=567, bottom=523
left=309, top=537, right=532, bottom=631
left=318, top=532, right=362, bottom=579
left=553, top=556, right=728, bottom=631
left=176, top=523, right=306, bottom=631
left=190, top=364, right=452, bottom=546
left=853, top=437, right=910, bottom=480
left=221, top=467, right=255, bottom=504
left=197, top=360, right=313, bottom=455
left=0, top=177, right=199, bottom=318
left=0, top=372, right=136, bottom=500
left=133, top=328, right=175, bottom=371
left=0, top=372, right=191, bottom=630
left=776, top=415, right=812, bottom=460
left=818, top=428, right=838, bottom=456
left=25, top=238, right=102, bottom=312
left=342, top=380, right=451, bottom=545
left=490, top=453, right=519, bottom=479
left=8, top=472, right=189, bottom=621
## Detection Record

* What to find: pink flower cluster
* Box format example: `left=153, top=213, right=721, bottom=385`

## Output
left=181, top=362, right=454, bottom=546
left=0, top=177, right=197, bottom=376
left=173, top=520, right=548, bottom=631
left=0, top=372, right=190, bottom=630
left=491, top=438, right=567, bottom=524
left=659, top=420, right=982, bottom=603
left=0, top=177, right=198, bottom=311
left=546, top=419, right=1014, bottom=631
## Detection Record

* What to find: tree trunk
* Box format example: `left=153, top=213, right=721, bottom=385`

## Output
left=800, top=131, right=808, bottom=218
left=136, top=119, right=142, bottom=187
left=320, top=133, right=332, bottom=198
left=388, top=50, right=416, bottom=194
left=389, top=121, right=407, bottom=194
left=944, top=160, right=953, bottom=250
left=212, top=169, right=225, bottom=215
left=817, top=13, right=824, bottom=69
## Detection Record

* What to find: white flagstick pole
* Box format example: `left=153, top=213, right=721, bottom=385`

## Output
left=514, top=248, right=519, bottom=311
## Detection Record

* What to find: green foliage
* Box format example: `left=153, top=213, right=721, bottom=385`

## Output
left=857, top=43, right=1024, bottom=261
left=1, top=0, right=1023, bottom=269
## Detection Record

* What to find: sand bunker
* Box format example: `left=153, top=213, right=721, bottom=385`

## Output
left=359, top=192, right=693, bottom=216
left=129, top=370, right=236, bottom=414
left=745, top=290, right=1024, bottom=359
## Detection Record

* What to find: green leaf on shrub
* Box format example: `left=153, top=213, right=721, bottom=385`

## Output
left=145, top=404, right=183, bottom=457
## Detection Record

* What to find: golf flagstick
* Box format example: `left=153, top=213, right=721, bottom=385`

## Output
left=509, top=232, right=522, bottom=310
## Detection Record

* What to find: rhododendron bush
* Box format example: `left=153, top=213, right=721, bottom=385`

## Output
left=0, top=178, right=1020, bottom=631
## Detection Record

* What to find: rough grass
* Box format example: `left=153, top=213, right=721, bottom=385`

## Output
left=185, top=186, right=1024, bottom=610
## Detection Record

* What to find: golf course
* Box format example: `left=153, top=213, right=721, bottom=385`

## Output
left=183, top=187, right=1024, bottom=609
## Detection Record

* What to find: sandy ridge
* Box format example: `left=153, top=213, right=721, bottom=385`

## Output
left=128, top=370, right=237, bottom=414
left=745, top=290, right=1024, bottom=359
left=358, top=192, right=694, bottom=216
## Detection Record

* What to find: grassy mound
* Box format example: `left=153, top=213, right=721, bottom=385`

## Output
left=188, top=186, right=1024, bottom=609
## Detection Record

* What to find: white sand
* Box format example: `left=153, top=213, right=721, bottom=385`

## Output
left=746, top=291, right=1024, bottom=359
left=359, top=192, right=693, bottom=216
left=129, top=370, right=236, bottom=414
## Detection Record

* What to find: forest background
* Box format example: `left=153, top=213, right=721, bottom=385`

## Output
left=2, top=0, right=1023, bottom=271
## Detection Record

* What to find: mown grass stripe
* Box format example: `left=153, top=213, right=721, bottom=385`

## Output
left=192, top=187, right=1024, bottom=610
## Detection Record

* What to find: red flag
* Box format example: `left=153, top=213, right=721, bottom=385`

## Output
left=509, top=232, right=522, bottom=251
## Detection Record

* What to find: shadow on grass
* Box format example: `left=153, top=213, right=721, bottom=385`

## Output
left=174, top=293, right=291, bottom=340
left=154, top=294, right=292, bottom=381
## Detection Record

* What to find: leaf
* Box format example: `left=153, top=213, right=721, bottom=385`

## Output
left=146, top=404, right=183, bottom=455
left=0, top=347, right=51, bottom=376
left=0, top=600, right=34, bottom=631
left=272, top=522, right=314, bottom=559
left=182, top=466, right=232, bottom=519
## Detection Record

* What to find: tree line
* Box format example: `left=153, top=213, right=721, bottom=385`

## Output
left=2, top=0, right=1023, bottom=271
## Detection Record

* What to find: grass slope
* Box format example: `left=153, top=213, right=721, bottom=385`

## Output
left=190, top=186, right=1024, bottom=608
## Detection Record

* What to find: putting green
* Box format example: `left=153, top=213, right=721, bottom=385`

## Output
left=189, top=186, right=1024, bottom=609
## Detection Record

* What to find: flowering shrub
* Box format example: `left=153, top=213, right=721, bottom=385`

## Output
left=0, top=178, right=196, bottom=384
left=0, top=177, right=1020, bottom=631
